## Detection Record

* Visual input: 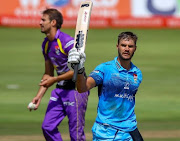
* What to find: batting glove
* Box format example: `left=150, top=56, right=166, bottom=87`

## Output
left=68, top=48, right=86, bottom=71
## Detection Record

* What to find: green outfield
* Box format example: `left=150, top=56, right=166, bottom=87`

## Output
left=0, top=27, right=180, bottom=141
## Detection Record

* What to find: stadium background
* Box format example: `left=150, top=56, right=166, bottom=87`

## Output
left=0, top=0, right=180, bottom=141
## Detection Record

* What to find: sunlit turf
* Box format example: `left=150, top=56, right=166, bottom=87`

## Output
left=0, top=27, right=180, bottom=140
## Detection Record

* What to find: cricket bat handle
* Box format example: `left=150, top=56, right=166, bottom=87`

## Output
left=72, top=64, right=79, bottom=82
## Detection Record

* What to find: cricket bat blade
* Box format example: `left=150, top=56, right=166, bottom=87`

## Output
left=72, top=1, right=93, bottom=82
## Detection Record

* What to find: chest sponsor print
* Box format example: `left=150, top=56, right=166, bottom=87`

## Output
left=114, top=93, right=134, bottom=102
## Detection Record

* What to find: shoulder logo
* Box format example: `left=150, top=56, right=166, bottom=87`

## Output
left=93, top=70, right=99, bottom=73
left=133, top=73, right=137, bottom=83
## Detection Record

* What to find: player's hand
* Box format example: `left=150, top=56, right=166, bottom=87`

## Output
left=68, top=48, right=86, bottom=71
left=39, top=76, right=57, bottom=88
left=27, top=96, right=41, bottom=111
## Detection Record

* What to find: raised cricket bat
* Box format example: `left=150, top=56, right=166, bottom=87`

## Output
left=72, top=1, right=93, bottom=82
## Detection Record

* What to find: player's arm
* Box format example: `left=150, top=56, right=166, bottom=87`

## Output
left=40, top=66, right=74, bottom=88
left=36, top=60, right=54, bottom=97
left=40, top=58, right=75, bottom=88
left=39, top=59, right=54, bottom=87
left=55, top=70, right=74, bottom=81
left=28, top=60, right=54, bottom=111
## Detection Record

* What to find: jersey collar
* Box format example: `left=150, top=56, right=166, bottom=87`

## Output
left=45, top=29, right=61, bottom=41
left=114, top=57, right=136, bottom=73
left=54, top=29, right=60, bottom=39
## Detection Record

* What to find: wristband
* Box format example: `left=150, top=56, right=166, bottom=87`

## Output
left=78, top=67, right=85, bottom=74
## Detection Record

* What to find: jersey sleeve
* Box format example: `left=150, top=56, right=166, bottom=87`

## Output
left=89, top=64, right=104, bottom=86
left=63, top=38, right=74, bottom=54
left=137, top=69, right=143, bottom=84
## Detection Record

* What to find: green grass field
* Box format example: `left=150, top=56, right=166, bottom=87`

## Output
left=0, top=27, right=180, bottom=141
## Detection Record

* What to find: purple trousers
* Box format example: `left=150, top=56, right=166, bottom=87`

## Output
left=42, top=88, right=89, bottom=141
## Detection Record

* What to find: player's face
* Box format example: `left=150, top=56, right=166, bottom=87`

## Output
left=117, top=38, right=136, bottom=61
left=39, top=14, right=52, bottom=34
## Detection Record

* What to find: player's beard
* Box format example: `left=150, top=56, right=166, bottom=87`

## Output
left=118, top=50, right=134, bottom=61
left=41, top=26, right=51, bottom=34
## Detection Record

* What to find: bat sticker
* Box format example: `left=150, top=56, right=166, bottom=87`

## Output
left=81, top=4, right=89, bottom=7
left=75, top=31, right=84, bottom=50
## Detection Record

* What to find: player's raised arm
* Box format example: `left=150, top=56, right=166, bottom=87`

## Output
left=68, top=48, right=96, bottom=92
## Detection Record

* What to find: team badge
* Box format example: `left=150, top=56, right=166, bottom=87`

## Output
left=55, top=46, right=60, bottom=55
left=124, top=82, right=129, bottom=90
left=133, top=73, right=137, bottom=83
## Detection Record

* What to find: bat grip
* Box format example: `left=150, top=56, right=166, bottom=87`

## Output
left=72, top=64, right=79, bottom=82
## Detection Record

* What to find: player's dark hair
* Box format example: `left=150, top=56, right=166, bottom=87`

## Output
left=42, top=8, right=63, bottom=29
left=118, top=32, right=138, bottom=46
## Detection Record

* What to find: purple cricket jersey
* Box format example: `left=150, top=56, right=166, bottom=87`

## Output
left=42, top=29, right=74, bottom=86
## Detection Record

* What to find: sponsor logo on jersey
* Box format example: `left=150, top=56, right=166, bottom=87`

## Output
left=114, top=93, right=134, bottom=102
left=124, top=82, right=129, bottom=90
left=63, top=101, right=75, bottom=106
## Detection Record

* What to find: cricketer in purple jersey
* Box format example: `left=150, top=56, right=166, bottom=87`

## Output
left=28, top=9, right=89, bottom=141
left=42, top=29, right=89, bottom=141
